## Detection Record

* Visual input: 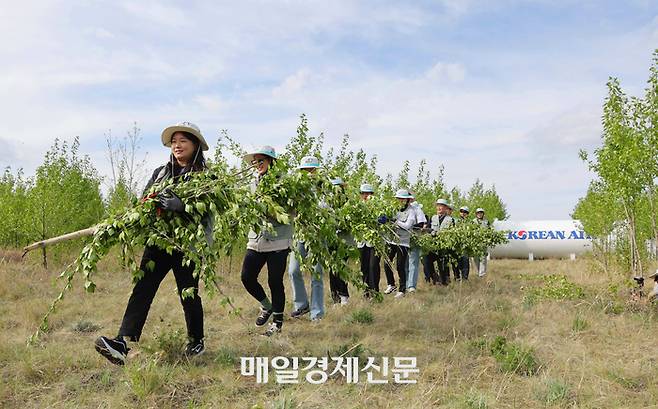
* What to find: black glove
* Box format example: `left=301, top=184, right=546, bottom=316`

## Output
left=156, top=187, right=184, bottom=213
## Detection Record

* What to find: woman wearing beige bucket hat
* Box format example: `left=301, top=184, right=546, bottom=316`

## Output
left=94, top=121, right=211, bottom=365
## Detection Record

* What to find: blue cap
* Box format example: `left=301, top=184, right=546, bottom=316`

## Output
left=360, top=183, right=374, bottom=193
left=395, top=188, right=413, bottom=199
left=331, top=177, right=345, bottom=186
left=243, top=145, right=278, bottom=163
left=298, top=156, right=321, bottom=169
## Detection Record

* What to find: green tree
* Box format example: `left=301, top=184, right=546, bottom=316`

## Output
left=466, top=180, right=509, bottom=221
left=27, top=138, right=104, bottom=267
left=0, top=168, right=31, bottom=247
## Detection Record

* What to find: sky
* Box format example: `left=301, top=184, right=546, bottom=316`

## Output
left=1, top=0, right=657, bottom=219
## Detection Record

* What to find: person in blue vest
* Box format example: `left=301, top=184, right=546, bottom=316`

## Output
left=288, top=156, right=325, bottom=321
left=383, top=189, right=417, bottom=298
left=240, top=146, right=293, bottom=336
left=357, top=183, right=381, bottom=297
left=95, top=121, right=210, bottom=365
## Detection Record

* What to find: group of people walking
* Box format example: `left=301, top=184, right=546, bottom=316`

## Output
left=361, top=188, right=490, bottom=300
left=93, top=122, right=491, bottom=366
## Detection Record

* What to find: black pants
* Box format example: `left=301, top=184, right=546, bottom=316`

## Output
left=425, top=252, right=450, bottom=285
left=423, top=253, right=432, bottom=283
left=458, top=255, right=470, bottom=280
left=240, top=249, right=289, bottom=315
left=384, top=244, right=408, bottom=292
left=118, top=246, right=203, bottom=342
left=451, top=252, right=460, bottom=280
left=359, top=246, right=381, bottom=295
left=330, top=269, right=349, bottom=303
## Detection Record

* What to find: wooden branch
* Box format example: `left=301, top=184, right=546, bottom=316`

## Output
left=22, top=226, right=97, bottom=258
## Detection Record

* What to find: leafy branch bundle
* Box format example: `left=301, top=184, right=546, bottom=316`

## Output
left=413, top=221, right=508, bottom=258
left=31, top=154, right=396, bottom=342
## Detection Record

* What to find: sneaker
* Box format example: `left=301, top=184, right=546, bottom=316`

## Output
left=290, top=305, right=310, bottom=318
left=394, top=291, right=405, bottom=298
left=263, top=322, right=282, bottom=337
left=340, top=295, right=349, bottom=306
left=256, top=308, right=272, bottom=326
left=407, top=287, right=416, bottom=293
left=311, top=316, right=323, bottom=322
left=185, top=339, right=205, bottom=357
left=94, top=336, right=129, bottom=366
left=384, top=285, right=396, bottom=294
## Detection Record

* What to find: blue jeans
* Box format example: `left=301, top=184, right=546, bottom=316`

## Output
left=288, top=242, right=324, bottom=319
left=407, top=246, right=421, bottom=290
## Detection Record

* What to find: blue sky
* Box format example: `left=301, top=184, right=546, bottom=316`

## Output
left=1, top=1, right=657, bottom=218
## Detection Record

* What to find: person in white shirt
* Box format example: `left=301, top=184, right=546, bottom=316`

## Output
left=357, top=183, right=381, bottom=298
left=473, top=208, right=490, bottom=277
left=383, top=189, right=417, bottom=298
left=406, top=192, right=426, bottom=292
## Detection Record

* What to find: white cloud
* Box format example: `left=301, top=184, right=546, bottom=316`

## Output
left=272, top=68, right=312, bottom=97
left=425, top=62, right=466, bottom=82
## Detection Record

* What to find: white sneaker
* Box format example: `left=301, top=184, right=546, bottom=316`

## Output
left=384, top=285, right=396, bottom=294
left=394, top=291, right=405, bottom=298
left=340, top=295, right=349, bottom=305
left=407, top=287, right=416, bottom=293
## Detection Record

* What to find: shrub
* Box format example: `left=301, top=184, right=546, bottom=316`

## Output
left=537, top=378, right=571, bottom=404
left=142, top=328, right=187, bottom=363
left=572, top=314, right=589, bottom=332
left=71, top=319, right=101, bottom=333
left=348, top=308, right=374, bottom=324
left=463, top=390, right=488, bottom=409
left=489, top=336, right=539, bottom=376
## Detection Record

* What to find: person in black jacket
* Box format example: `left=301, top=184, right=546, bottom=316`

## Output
left=95, top=121, right=210, bottom=365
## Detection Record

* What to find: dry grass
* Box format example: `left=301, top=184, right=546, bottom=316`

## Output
left=1, top=254, right=658, bottom=408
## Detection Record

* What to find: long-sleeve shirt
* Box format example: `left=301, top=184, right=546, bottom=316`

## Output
left=387, top=206, right=417, bottom=247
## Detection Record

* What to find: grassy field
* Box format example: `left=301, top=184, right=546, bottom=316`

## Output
left=1, top=252, right=658, bottom=408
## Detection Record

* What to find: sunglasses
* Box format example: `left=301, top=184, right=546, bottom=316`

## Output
left=250, top=159, right=267, bottom=166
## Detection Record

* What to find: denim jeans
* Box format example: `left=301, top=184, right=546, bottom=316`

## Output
left=288, top=242, right=324, bottom=319
left=407, top=246, right=421, bottom=290
left=474, top=253, right=488, bottom=276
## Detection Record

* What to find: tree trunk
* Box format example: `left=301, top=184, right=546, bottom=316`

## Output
left=622, top=201, right=639, bottom=276
left=41, top=205, right=47, bottom=269
left=647, top=186, right=658, bottom=258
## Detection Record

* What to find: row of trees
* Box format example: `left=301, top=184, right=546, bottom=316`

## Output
left=0, top=125, right=145, bottom=266
left=281, top=115, right=509, bottom=221
left=0, top=117, right=508, bottom=266
left=574, top=49, right=658, bottom=276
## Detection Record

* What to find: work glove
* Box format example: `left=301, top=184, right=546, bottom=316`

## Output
left=377, top=215, right=388, bottom=224
left=155, top=187, right=185, bottom=213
